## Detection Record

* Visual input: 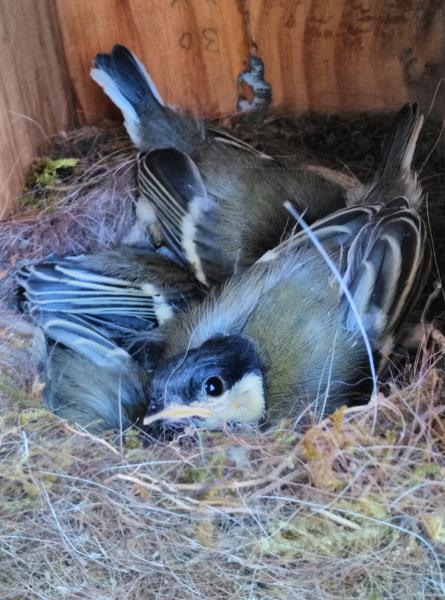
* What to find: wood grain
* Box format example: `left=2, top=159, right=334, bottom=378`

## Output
left=1, top=0, right=444, bottom=216
left=246, top=0, right=445, bottom=113
left=56, top=0, right=445, bottom=122
left=0, top=0, right=74, bottom=217
left=55, top=0, right=249, bottom=122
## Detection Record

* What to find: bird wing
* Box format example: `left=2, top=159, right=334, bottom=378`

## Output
left=17, top=252, right=195, bottom=367
left=272, top=197, right=429, bottom=347
left=342, top=198, right=429, bottom=342
left=138, top=149, right=227, bottom=286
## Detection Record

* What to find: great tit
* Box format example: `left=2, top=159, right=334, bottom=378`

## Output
left=91, top=44, right=352, bottom=285
left=144, top=103, right=430, bottom=430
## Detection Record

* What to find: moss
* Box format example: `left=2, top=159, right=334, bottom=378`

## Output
left=260, top=511, right=397, bottom=561
left=124, top=430, right=143, bottom=449
left=0, top=375, right=29, bottom=406
left=414, top=463, right=444, bottom=478
left=20, top=157, right=78, bottom=212
left=19, top=408, right=55, bottom=430
left=25, top=157, right=78, bottom=189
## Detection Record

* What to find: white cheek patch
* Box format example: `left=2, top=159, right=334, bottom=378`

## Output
left=205, top=373, right=265, bottom=427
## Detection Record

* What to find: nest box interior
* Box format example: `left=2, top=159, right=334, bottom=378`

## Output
left=1, top=0, right=445, bottom=217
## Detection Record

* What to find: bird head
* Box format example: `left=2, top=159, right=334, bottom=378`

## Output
left=145, top=335, right=265, bottom=429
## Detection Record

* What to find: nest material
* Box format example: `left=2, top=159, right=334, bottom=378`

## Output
left=1, top=112, right=445, bottom=598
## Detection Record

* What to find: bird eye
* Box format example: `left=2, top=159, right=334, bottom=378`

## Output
left=204, top=376, right=225, bottom=397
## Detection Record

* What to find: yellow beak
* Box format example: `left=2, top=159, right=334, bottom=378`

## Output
left=143, top=404, right=213, bottom=426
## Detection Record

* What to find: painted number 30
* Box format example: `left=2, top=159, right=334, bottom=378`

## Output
left=180, top=28, right=219, bottom=53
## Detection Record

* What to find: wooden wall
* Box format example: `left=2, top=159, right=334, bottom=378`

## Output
left=1, top=0, right=445, bottom=216
left=56, top=0, right=445, bottom=122
left=0, top=0, right=74, bottom=218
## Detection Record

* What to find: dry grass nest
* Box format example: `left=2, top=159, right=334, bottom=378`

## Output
left=1, top=113, right=445, bottom=599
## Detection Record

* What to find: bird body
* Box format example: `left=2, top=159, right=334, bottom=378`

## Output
left=45, top=346, right=147, bottom=432
left=18, top=247, right=200, bottom=431
left=92, top=45, right=349, bottom=284
left=157, top=244, right=368, bottom=425
left=147, top=195, right=428, bottom=429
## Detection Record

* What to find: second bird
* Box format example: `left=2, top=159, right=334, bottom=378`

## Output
left=92, top=44, right=354, bottom=285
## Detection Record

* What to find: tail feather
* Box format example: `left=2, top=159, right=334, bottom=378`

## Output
left=91, top=44, right=202, bottom=152
left=378, top=102, right=424, bottom=180
left=347, top=103, right=424, bottom=209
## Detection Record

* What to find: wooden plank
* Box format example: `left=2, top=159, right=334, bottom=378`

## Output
left=57, top=0, right=445, bottom=123
left=246, top=0, right=445, bottom=113
left=0, top=0, right=74, bottom=218
left=1, top=0, right=443, bottom=217
left=55, top=0, right=249, bottom=122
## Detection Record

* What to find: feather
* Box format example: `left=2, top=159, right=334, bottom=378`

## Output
left=138, top=149, right=224, bottom=285
left=37, top=311, right=132, bottom=368
left=267, top=194, right=429, bottom=350
left=342, top=202, right=429, bottom=342
left=17, top=249, right=198, bottom=366
left=348, top=103, right=423, bottom=208
left=45, top=345, right=147, bottom=432
left=206, top=125, right=273, bottom=159
left=91, top=45, right=202, bottom=152
left=378, top=103, right=423, bottom=179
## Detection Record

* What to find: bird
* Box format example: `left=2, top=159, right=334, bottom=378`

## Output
left=91, top=44, right=354, bottom=285
left=143, top=103, right=430, bottom=430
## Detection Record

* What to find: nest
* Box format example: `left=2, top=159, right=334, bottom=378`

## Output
left=1, top=113, right=445, bottom=598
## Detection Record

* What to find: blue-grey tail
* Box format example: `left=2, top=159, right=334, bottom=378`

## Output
left=378, top=102, right=423, bottom=181
left=348, top=103, right=424, bottom=208
left=91, top=44, right=202, bottom=153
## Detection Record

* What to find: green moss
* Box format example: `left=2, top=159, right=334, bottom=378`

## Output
left=20, top=157, right=78, bottom=212
left=0, top=376, right=28, bottom=406
left=19, top=408, right=54, bottom=430
left=27, top=157, right=78, bottom=189
left=343, top=495, right=388, bottom=521
left=414, top=463, right=444, bottom=478
left=421, top=513, right=445, bottom=542
left=179, top=448, right=229, bottom=488
left=260, top=505, right=397, bottom=561
left=124, top=430, right=143, bottom=450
